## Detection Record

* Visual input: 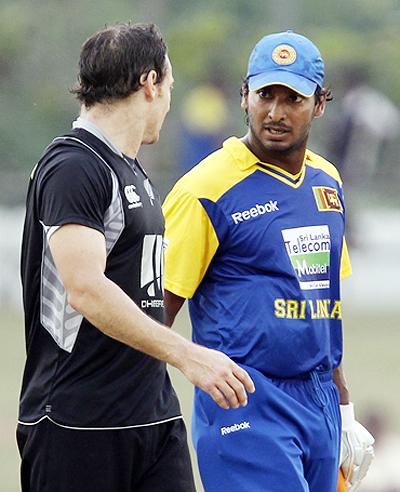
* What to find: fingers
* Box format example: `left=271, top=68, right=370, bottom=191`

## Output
left=202, top=377, right=244, bottom=409
left=207, top=363, right=255, bottom=410
left=223, top=373, right=249, bottom=407
left=216, top=380, right=242, bottom=409
left=208, top=386, right=230, bottom=410
left=233, top=365, right=256, bottom=394
left=180, top=344, right=256, bottom=410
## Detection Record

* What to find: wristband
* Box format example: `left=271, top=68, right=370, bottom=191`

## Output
left=340, top=402, right=355, bottom=431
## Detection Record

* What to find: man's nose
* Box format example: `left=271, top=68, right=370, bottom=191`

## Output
left=267, top=99, right=286, bottom=121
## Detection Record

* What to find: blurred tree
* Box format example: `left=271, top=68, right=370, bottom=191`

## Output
left=0, top=0, right=399, bottom=204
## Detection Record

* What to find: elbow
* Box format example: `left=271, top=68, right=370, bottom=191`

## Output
left=67, top=289, right=87, bottom=314
left=65, top=274, right=104, bottom=314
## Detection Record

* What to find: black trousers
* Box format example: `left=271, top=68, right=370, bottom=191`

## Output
left=17, top=417, right=196, bottom=492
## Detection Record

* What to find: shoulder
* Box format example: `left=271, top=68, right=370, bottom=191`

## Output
left=35, top=136, right=112, bottom=187
left=171, top=137, right=254, bottom=202
left=305, top=149, right=342, bottom=185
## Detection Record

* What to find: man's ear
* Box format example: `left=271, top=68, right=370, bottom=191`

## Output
left=140, top=70, right=158, bottom=101
left=314, top=94, right=326, bottom=119
left=241, top=92, right=248, bottom=111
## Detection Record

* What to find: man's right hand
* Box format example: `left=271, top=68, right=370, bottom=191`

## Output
left=49, top=225, right=253, bottom=409
left=177, top=343, right=255, bottom=409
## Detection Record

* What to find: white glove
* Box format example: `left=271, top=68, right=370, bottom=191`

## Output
left=340, top=403, right=375, bottom=491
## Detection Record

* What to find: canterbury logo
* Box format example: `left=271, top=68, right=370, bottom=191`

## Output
left=124, top=185, right=143, bottom=209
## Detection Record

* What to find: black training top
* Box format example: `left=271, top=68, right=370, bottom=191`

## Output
left=19, top=124, right=181, bottom=428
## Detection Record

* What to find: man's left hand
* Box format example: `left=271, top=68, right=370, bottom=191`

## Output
left=340, top=403, right=375, bottom=491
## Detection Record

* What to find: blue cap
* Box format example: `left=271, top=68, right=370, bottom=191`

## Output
left=246, top=31, right=324, bottom=97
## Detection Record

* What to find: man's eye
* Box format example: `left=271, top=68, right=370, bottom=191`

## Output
left=258, top=90, right=271, bottom=99
left=290, top=94, right=303, bottom=103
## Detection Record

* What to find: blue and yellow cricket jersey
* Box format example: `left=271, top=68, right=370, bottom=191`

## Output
left=163, top=137, right=351, bottom=377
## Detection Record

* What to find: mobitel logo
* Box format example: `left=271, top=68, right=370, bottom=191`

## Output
left=231, top=200, right=279, bottom=224
left=281, top=225, right=331, bottom=290
left=220, top=421, right=251, bottom=436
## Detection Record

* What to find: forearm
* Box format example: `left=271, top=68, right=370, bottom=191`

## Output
left=68, top=274, right=189, bottom=370
left=69, top=275, right=255, bottom=408
left=49, top=224, right=255, bottom=410
left=333, top=363, right=350, bottom=405
left=164, top=289, right=185, bottom=327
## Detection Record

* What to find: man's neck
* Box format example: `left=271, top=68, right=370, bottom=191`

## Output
left=241, top=134, right=306, bottom=175
left=80, top=98, right=145, bottom=159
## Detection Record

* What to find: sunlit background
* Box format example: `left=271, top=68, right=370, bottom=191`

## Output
left=1, top=1, right=400, bottom=491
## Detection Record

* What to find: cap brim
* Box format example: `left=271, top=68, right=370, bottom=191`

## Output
left=248, top=70, right=317, bottom=97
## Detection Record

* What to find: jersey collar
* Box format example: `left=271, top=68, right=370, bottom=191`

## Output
left=223, top=137, right=259, bottom=171
left=223, top=136, right=308, bottom=188
left=72, top=117, right=124, bottom=158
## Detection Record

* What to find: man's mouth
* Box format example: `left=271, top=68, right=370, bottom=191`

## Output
left=269, top=128, right=286, bottom=134
left=265, top=126, right=290, bottom=135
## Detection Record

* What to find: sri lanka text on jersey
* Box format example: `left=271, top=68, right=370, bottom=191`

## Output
left=274, top=298, right=342, bottom=319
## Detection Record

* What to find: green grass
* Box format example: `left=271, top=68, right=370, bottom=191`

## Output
left=2, top=307, right=399, bottom=491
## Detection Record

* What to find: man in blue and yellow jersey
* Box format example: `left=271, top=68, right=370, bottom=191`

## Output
left=163, top=31, right=374, bottom=491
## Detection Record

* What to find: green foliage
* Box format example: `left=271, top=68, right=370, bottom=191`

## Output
left=0, top=4, right=30, bottom=62
left=1, top=0, right=400, bottom=203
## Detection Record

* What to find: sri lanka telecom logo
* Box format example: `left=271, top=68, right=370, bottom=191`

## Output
left=281, top=225, right=331, bottom=290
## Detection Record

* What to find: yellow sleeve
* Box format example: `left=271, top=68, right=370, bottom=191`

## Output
left=340, top=237, right=352, bottom=280
left=163, top=186, right=219, bottom=299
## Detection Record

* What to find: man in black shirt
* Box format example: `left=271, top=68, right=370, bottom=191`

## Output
left=18, top=22, right=255, bottom=492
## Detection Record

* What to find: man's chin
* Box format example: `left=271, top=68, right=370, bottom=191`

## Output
left=263, top=137, right=308, bottom=156
left=142, top=134, right=160, bottom=145
left=263, top=141, right=292, bottom=154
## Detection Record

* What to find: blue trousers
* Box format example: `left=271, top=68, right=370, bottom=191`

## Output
left=192, top=367, right=341, bottom=492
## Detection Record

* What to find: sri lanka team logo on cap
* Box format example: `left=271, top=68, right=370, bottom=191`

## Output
left=272, top=44, right=297, bottom=65
left=313, top=186, right=343, bottom=212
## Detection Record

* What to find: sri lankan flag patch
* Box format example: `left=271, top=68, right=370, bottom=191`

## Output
left=312, top=187, right=343, bottom=212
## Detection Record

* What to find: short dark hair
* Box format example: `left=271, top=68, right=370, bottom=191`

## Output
left=71, top=23, right=167, bottom=107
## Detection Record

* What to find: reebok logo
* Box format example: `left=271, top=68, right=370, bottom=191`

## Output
left=220, top=421, right=251, bottom=436
left=231, top=201, right=279, bottom=224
